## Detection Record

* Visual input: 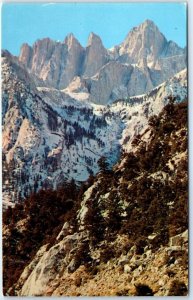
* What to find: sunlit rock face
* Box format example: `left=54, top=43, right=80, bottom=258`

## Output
left=18, top=20, right=186, bottom=98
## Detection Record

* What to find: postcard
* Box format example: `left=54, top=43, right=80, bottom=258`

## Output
left=2, top=2, right=188, bottom=296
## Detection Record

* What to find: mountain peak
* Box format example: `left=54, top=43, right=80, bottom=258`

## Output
left=34, top=37, right=54, bottom=47
left=65, top=33, right=76, bottom=43
left=20, top=42, right=32, bottom=50
left=130, top=19, right=160, bottom=36
left=139, top=19, right=161, bottom=33
left=19, top=43, right=33, bottom=67
left=83, top=32, right=108, bottom=77
left=87, top=32, right=103, bottom=47
left=143, top=19, right=157, bottom=27
left=64, top=33, right=83, bottom=49
left=120, top=19, right=167, bottom=63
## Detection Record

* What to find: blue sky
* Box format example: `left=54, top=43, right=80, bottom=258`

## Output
left=2, top=2, right=187, bottom=56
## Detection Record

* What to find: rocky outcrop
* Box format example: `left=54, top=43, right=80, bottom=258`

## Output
left=63, top=76, right=88, bottom=93
left=14, top=230, right=188, bottom=296
left=16, top=232, right=86, bottom=296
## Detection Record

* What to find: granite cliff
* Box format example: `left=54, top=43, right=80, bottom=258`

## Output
left=18, top=19, right=186, bottom=104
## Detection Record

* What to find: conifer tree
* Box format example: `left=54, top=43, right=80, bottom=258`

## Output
left=97, top=156, right=109, bottom=172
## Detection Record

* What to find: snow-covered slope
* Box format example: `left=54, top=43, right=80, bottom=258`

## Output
left=2, top=47, right=187, bottom=207
left=114, top=68, right=187, bottom=152
left=2, top=52, right=122, bottom=206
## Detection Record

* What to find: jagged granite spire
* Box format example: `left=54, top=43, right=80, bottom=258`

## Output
left=83, top=32, right=109, bottom=77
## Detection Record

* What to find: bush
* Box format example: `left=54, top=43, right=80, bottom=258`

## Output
left=135, top=284, right=154, bottom=296
left=100, top=246, right=115, bottom=263
left=168, top=280, right=188, bottom=296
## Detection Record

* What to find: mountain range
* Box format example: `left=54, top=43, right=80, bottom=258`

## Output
left=2, top=19, right=187, bottom=207
left=18, top=19, right=186, bottom=103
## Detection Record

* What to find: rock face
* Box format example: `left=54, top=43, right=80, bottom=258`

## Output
left=19, top=35, right=84, bottom=89
left=60, top=34, right=85, bottom=88
left=19, top=43, right=33, bottom=68
left=117, top=19, right=184, bottom=63
left=88, top=61, right=133, bottom=104
left=18, top=19, right=186, bottom=103
left=83, top=33, right=109, bottom=77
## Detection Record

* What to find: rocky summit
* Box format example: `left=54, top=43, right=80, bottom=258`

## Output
left=18, top=19, right=186, bottom=102
left=2, top=18, right=188, bottom=296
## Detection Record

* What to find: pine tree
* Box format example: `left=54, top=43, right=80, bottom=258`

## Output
left=97, top=156, right=109, bottom=173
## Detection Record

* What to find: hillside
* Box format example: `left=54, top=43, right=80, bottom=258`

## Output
left=3, top=99, right=188, bottom=296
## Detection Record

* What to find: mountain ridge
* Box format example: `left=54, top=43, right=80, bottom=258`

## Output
left=17, top=19, right=186, bottom=98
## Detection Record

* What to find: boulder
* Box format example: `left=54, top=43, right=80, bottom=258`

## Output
left=169, top=230, right=188, bottom=247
